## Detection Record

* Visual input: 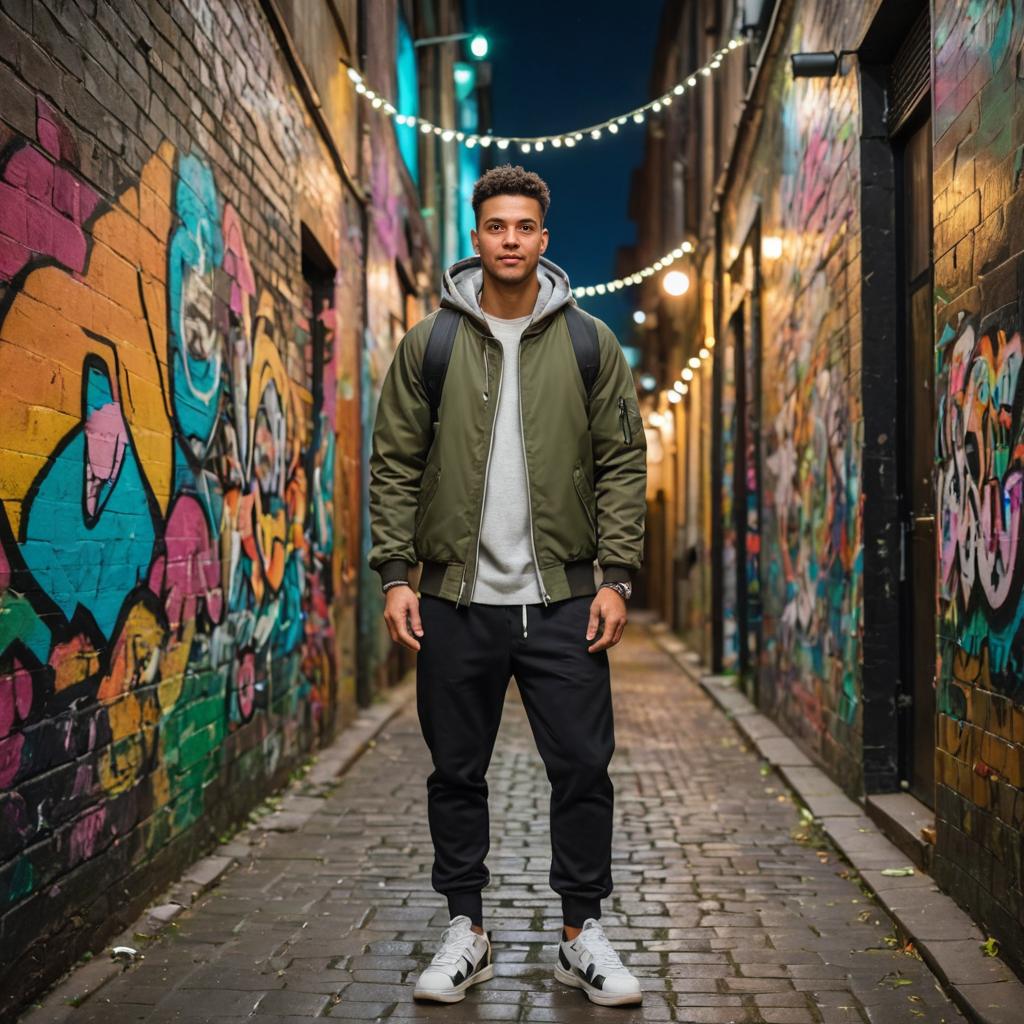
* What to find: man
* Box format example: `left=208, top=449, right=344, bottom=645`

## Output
left=368, top=165, right=647, bottom=1008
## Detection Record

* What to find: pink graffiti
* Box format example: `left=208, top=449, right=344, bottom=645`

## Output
left=222, top=203, right=256, bottom=317
left=0, top=98, right=100, bottom=281
left=68, top=806, right=106, bottom=867
left=0, top=660, right=33, bottom=739
left=236, top=652, right=256, bottom=721
left=84, top=401, right=128, bottom=518
left=0, top=538, right=9, bottom=592
left=148, top=495, right=224, bottom=631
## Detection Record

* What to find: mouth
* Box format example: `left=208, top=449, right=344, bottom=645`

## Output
left=497, top=256, right=523, bottom=265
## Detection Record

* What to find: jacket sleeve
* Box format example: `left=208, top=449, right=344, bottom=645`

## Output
left=367, top=322, right=433, bottom=585
left=588, top=318, right=647, bottom=584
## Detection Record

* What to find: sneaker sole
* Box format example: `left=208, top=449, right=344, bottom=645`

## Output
left=413, top=963, right=494, bottom=1003
left=554, top=963, right=643, bottom=1007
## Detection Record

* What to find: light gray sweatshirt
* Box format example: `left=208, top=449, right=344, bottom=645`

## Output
left=439, top=256, right=575, bottom=604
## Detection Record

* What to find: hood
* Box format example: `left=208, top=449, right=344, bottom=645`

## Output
left=440, top=255, right=576, bottom=333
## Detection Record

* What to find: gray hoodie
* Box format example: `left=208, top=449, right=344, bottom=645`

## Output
left=440, top=256, right=575, bottom=604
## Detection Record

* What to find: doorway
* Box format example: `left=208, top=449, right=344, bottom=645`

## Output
left=895, top=104, right=936, bottom=806
left=859, top=1, right=935, bottom=803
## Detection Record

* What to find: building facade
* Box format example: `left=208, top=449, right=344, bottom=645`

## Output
left=634, top=0, right=1024, bottom=977
left=0, top=0, right=477, bottom=1010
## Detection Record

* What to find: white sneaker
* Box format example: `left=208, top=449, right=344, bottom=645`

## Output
left=555, top=918, right=643, bottom=1006
left=413, top=915, right=493, bottom=1003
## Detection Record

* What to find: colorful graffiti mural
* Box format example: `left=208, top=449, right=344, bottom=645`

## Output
left=756, top=49, right=862, bottom=749
left=0, top=99, right=336, bottom=912
left=937, top=315, right=1024, bottom=699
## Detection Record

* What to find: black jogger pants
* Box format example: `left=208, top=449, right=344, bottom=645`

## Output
left=415, top=592, right=615, bottom=928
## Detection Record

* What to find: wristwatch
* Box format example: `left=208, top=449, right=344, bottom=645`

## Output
left=600, top=581, right=632, bottom=601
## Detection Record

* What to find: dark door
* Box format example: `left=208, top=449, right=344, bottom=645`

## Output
left=898, top=113, right=936, bottom=806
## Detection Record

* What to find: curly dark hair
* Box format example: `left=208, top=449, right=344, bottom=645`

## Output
left=471, top=164, right=551, bottom=223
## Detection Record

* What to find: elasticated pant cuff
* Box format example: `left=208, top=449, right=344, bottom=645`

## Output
left=447, top=891, right=483, bottom=927
left=561, top=896, right=602, bottom=928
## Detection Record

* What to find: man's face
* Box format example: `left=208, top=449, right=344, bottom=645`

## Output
left=471, top=194, right=548, bottom=285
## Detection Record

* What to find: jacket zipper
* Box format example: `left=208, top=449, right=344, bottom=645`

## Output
left=618, top=396, right=632, bottom=445
left=518, top=337, right=551, bottom=606
left=482, top=345, right=489, bottom=401
left=459, top=336, right=502, bottom=607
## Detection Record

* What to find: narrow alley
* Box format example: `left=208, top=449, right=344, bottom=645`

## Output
left=31, top=623, right=966, bottom=1024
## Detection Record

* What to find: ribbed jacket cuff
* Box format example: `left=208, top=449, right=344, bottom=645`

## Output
left=600, top=564, right=633, bottom=586
left=377, top=559, right=414, bottom=586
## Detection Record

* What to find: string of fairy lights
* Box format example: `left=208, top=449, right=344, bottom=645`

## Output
left=347, top=33, right=746, bottom=408
left=346, top=37, right=745, bottom=154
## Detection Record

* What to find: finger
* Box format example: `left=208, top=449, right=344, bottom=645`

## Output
left=586, top=603, right=602, bottom=641
left=591, top=614, right=626, bottom=652
left=394, top=609, right=421, bottom=651
left=408, top=599, right=424, bottom=638
left=588, top=620, right=613, bottom=653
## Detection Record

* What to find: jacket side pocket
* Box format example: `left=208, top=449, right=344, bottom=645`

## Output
left=415, top=465, right=442, bottom=533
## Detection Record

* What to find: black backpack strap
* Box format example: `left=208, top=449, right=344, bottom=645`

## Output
left=564, top=305, right=601, bottom=403
left=422, top=308, right=461, bottom=425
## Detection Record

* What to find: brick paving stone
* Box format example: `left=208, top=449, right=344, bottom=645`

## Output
left=61, top=623, right=969, bottom=1023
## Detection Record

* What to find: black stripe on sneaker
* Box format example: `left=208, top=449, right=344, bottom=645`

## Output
left=591, top=973, right=606, bottom=990
left=559, top=948, right=572, bottom=970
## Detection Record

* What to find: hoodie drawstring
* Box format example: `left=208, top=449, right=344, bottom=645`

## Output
left=482, top=345, right=489, bottom=402
left=522, top=604, right=528, bottom=639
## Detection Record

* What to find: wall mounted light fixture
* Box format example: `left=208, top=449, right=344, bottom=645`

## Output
left=790, top=50, right=856, bottom=78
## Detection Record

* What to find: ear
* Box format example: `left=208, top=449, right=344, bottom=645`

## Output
left=539, top=227, right=549, bottom=254
left=470, top=227, right=479, bottom=254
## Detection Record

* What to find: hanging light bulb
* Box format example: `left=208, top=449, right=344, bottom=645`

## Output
left=662, top=270, right=690, bottom=296
left=681, top=367, right=694, bottom=381
left=633, top=112, right=645, bottom=124
left=688, top=356, right=701, bottom=369
left=608, top=123, right=619, bottom=134
left=667, top=390, right=682, bottom=404
left=497, top=138, right=510, bottom=149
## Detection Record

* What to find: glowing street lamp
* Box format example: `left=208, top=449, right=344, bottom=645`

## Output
left=415, top=31, right=490, bottom=61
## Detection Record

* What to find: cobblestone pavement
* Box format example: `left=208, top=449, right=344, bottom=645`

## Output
left=52, top=620, right=967, bottom=1023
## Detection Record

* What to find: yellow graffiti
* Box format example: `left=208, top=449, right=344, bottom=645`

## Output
left=0, top=143, right=176, bottom=534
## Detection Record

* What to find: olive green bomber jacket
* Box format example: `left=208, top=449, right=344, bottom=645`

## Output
left=367, top=262, right=647, bottom=608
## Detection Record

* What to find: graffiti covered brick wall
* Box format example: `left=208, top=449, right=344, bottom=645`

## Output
left=719, top=0, right=875, bottom=794
left=0, top=0, right=362, bottom=1007
left=932, top=0, right=1024, bottom=971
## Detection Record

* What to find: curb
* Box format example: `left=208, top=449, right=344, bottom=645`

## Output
left=18, top=677, right=416, bottom=1023
left=647, top=625, right=1024, bottom=1024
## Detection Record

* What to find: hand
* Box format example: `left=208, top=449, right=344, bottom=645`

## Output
left=383, top=586, right=424, bottom=652
left=586, top=588, right=628, bottom=653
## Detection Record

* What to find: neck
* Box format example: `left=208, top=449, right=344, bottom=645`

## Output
left=479, top=268, right=540, bottom=320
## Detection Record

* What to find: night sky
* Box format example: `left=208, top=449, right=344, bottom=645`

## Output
left=464, top=0, right=665, bottom=341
